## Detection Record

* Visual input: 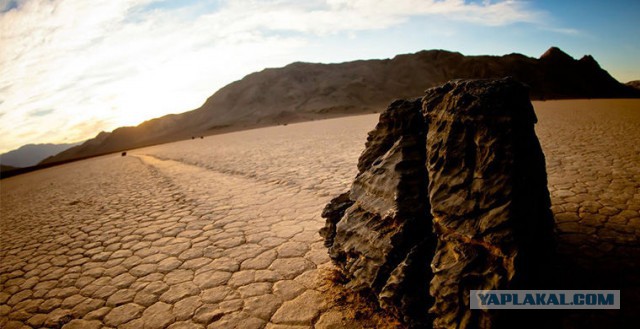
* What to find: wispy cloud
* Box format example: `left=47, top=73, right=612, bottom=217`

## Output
left=28, top=108, right=55, bottom=117
left=0, top=0, right=548, bottom=152
left=196, top=0, right=544, bottom=35
left=541, top=26, right=582, bottom=36
left=0, top=0, right=19, bottom=13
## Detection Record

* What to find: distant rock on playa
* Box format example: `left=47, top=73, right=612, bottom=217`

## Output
left=321, top=78, right=556, bottom=328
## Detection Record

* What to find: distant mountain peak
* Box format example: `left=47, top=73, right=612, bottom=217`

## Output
left=1, top=141, right=82, bottom=167
left=540, top=46, right=574, bottom=61
left=627, top=80, right=640, bottom=90
left=579, top=54, right=600, bottom=67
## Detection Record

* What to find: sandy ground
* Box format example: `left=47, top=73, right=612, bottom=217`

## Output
left=1, top=99, right=639, bottom=328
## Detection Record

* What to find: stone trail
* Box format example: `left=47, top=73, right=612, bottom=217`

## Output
left=1, top=116, right=378, bottom=329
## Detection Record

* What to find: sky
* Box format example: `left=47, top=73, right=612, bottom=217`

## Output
left=0, top=0, right=638, bottom=153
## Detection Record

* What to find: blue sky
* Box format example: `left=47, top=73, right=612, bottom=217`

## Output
left=0, top=0, right=638, bottom=153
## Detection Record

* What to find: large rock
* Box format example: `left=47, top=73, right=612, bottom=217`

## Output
left=424, top=78, right=555, bottom=328
left=321, top=78, right=555, bottom=328
left=321, top=99, right=435, bottom=327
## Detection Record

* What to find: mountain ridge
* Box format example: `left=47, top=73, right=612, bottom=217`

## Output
left=42, top=47, right=640, bottom=165
left=1, top=142, right=81, bottom=168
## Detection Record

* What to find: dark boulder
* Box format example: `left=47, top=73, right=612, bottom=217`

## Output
left=321, top=78, right=555, bottom=328
left=424, top=78, right=555, bottom=328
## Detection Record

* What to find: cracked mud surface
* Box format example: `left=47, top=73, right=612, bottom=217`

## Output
left=2, top=99, right=639, bottom=328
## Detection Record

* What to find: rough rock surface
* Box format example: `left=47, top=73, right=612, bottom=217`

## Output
left=322, top=78, right=556, bottom=328
left=321, top=99, right=435, bottom=327
left=424, top=78, right=556, bottom=328
left=319, top=192, right=353, bottom=248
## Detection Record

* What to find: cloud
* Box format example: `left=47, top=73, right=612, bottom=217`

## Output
left=541, top=26, right=581, bottom=36
left=197, top=0, right=543, bottom=36
left=0, top=0, right=19, bottom=13
left=0, top=0, right=548, bottom=152
left=28, top=108, right=55, bottom=117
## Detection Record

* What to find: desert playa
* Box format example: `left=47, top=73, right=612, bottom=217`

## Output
left=1, top=99, right=639, bottom=328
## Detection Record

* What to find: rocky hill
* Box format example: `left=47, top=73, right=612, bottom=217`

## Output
left=0, top=164, right=17, bottom=174
left=1, top=142, right=80, bottom=168
left=627, top=80, right=640, bottom=90
left=42, top=47, right=640, bottom=164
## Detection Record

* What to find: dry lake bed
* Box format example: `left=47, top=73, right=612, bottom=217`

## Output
left=1, top=99, right=640, bottom=328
